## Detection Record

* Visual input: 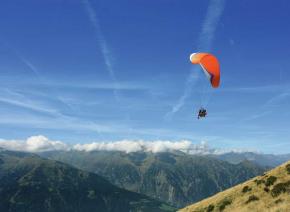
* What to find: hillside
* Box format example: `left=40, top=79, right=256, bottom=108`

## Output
left=0, top=149, right=175, bottom=212
left=42, top=150, right=265, bottom=208
left=214, top=152, right=290, bottom=167
left=180, top=160, right=290, bottom=212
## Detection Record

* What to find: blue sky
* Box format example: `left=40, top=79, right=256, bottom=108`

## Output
left=0, top=0, right=290, bottom=153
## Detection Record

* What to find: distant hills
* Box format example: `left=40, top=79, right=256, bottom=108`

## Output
left=213, top=152, right=290, bottom=167
left=42, top=150, right=266, bottom=208
left=180, top=160, right=290, bottom=212
left=0, top=149, right=175, bottom=212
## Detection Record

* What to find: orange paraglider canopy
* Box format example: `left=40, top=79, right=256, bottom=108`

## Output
left=190, top=53, right=220, bottom=88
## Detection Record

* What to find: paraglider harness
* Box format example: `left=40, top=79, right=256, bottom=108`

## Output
left=197, top=108, right=207, bottom=119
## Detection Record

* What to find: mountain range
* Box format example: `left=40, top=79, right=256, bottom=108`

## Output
left=213, top=152, right=290, bottom=167
left=2, top=147, right=288, bottom=211
left=0, top=149, right=175, bottom=212
left=42, top=150, right=266, bottom=208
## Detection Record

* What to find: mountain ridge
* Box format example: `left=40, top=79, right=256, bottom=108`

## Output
left=180, top=160, right=290, bottom=212
left=213, top=152, right=290, bottom=167
left=0, top=149, right=175, bottom=212
left=42, top=150, right=266, bottom=207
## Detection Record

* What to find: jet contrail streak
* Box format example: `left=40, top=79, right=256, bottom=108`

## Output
left=82, top=0, right=119, bottom=100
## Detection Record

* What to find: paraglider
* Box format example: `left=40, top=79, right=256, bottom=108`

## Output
left=189, top=52, right=220, bottom=119
left=197, top=108, right=207, bottom=119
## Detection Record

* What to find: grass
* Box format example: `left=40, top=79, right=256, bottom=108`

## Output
left=179, top=160, right=290, bottom=212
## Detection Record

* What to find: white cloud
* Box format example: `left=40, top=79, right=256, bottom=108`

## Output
left=0, top=135, right=69, bottom=152
left=0, top=135, right=256, bottom=154
left=73, top=140, right=144, bottom=153
left=74, top=140, right=196, bottom=153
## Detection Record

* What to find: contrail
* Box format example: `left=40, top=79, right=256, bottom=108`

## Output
left=166, top=0, right=225, bottom=118
left=20, top=57, right=40, bottom=76
left=198, top=0, right=226, bottom=50
left=166, top=69, right=200, bottom=119
left=0, top=39, right=79, bottom=116
left=0, top=39, right=40, bottom=77
left=82, top=0, right=119, bottom=100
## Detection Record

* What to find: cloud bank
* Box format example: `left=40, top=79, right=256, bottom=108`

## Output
left=0, top=135, right=253, bottom=155
left=73, top=140, right=195, bottom=153
left=0, top=135, right=69, bottom=152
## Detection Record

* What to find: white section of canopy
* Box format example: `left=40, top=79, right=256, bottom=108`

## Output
left=199, top=63, right=212, bottom=82
left=189, top=53, right=197, bottom=62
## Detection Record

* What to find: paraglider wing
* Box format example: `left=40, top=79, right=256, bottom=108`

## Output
left=190, top=53, right=220, bottom=88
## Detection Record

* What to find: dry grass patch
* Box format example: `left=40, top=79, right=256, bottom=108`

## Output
left=179, top=161, right=290, bottom=212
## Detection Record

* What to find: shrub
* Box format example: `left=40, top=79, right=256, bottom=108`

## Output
left=242, top=185, right=251, bottom=193
left=87, top=190, right=96, bottom=199
left=274, top=199, right=283, bottom=204
left=245, top=195, right=259, bottom=204
left=264, top=187, right=269, bottom=192
left=255, top=179, right=265, bottom=185
left=271, top=181, right=290, bottom=197
left=286, top=164, right=290, bottom=174
left=265, top=176, right=277, bottom=187
left=218, top=199, right=232, bottom=211
left=206, top=204, right=215, bottom=212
